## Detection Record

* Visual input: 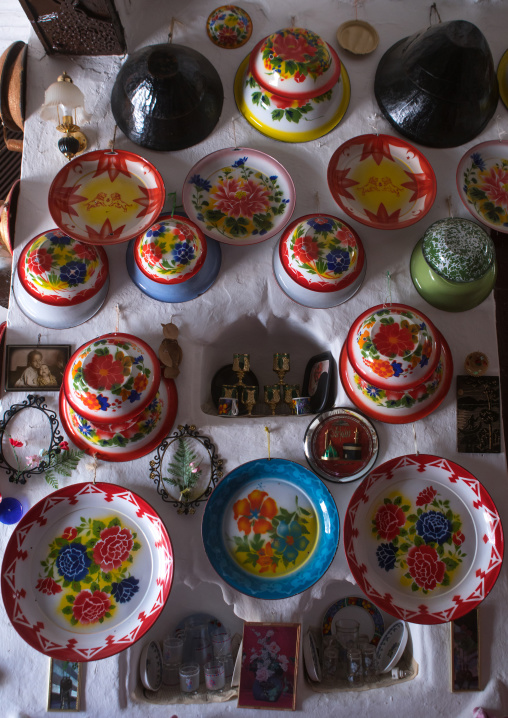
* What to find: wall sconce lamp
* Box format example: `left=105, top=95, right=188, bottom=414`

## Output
left=40, top=72, right=91, bottom=160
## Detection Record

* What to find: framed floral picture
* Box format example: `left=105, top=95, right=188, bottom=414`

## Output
left=47, top=658, right=82, bottom=711
left=238, top=622, right=300, bottom=711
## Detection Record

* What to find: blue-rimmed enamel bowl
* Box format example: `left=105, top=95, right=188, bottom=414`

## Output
left=126, top=213, right=222, bottom=302
left=202, top=457, right=339, bottom=599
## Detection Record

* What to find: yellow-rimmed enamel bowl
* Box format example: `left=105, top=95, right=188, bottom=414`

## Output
left=234, top=54, right=350, bottom=143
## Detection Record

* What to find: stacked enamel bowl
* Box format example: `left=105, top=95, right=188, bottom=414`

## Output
left=235, top=27, right=350, bottom=142
left=59, top=332, right=178, bottom=461
left=126, top=213, right=221, bottom=302
left=340, top=303, right=453, bottom=423
left=14, top=229, right=109, bottom=329
left=273, top=213, right=366, bottom=307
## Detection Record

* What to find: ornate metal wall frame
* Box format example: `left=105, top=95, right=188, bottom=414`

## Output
left=0, top=394, right=65, bottom=484
left=150, top=424, right=223, bottom=514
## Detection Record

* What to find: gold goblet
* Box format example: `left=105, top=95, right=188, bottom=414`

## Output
left=273, top=352, right=290, bottom=384
left=264, top=384, right=281, bottom=416
left=241, top=385, right=258, bottom=416
left=233, top=353, right=250, bottom=385
left=284, top=384, right=300, bottom=413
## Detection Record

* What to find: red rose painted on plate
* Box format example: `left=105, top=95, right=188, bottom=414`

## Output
left=271, top=33, right=317, bottom=63
left=62, top=526, right=77, bottom=540
left=374, top=503, right=406, bottom=541
left=416, top=486, right=437, bottom=506
left=36, top=577, right=63, bottom=596
left=93, top=525, right=134, bottom=570
left=72, top=589, right=111, bottom=624
left=406, top=545, right=446, bottom=591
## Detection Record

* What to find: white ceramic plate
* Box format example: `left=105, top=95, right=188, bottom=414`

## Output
left=376, top=620, right=408, bottom=673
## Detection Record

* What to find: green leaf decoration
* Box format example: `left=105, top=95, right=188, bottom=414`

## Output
left=44, top=449, right=85, bottom=488
left=271, top=109, right=284, bottom=122
left=62, top=606, right=73, bottom=615
left=162, top=437, right=202, bottom=496
left=411, top=582, right=419, bottom=592
left=205, top=209, right=226, bottom=223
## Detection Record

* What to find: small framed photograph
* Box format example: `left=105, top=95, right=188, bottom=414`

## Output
left=302, top=351, right=335, bottom=414
left=47, top=658, right=82, bottom=711
left=5, top=344, right=70, bottom=392
left=238, top=622, right=300, bottom=711
left=451, top=609, right=480, bottom=691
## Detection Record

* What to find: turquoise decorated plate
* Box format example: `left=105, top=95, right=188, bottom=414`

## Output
left=202, top=458, right=339, bottom=599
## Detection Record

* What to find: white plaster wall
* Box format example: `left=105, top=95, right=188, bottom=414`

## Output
left=1, top=1, right=508, bottom=716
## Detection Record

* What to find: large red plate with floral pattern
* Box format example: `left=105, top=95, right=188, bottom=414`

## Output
left=327, top=134, right=436, bottom=230
left=48, top=149, right=165, bottom=245
left=344, top=454, right=503, bottom=624
left=1, top=482, right=174, bottom=660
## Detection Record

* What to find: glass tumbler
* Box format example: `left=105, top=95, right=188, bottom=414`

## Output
left=361, top=644, right=377, bottom=681
left=204, top=660, right=225, bottom=692
left=163, top=636, right=184, bottom=664
left=346, top=648, right=363, bottom=685
left=335, top=618, right=359, bottom=677
left=179, top=663, right=200, bottom=695
left=212, top=631, right=232, bottom=658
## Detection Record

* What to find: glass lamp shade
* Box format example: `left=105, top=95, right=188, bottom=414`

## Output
left=40, top=74, right=91, bottom=125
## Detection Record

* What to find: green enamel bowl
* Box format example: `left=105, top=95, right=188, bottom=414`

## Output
left=410, top=238, right=497, bottom=312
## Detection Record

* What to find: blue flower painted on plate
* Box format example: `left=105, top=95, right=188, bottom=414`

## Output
left=268, top=520, right=309, bottom=564
left=189, top=174, right=212, bottom=192
left=111, top=576, right=140, bottom=603
left=416, top=510, right=452, bottom=545
left=391, top=361, right=403, bottom=377
left=56, top=543, right=91, bottom=582
left=79, top=421, right=93, bottom=437
left=419, top=354, right=429, bottom=369
left=470, top=152, right=486, bottom=171
left=146, top=224, right=164, bottom=239
left=60, top=261, right=87, bottom=286
left=172, top=241, right=195, bottom=266
left=308, top=217, right=334, bottom=232
left=97, top=394, right=110, bottom=411
left=376, top=542, right=398, bottom=571
left=133, top=355, right=143, bottom=365
left=326, top=248, right=350, bottom=274
left=366, top=385, right=381, bottom=398
left=128, top=390, right=141, bottom=403
left=49, top=232, right=71, bottom=245
left=232, top=157, right=248, bottom=168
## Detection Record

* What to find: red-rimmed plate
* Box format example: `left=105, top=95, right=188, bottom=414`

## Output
left=339, top=336, right=453, bottom=425
left=327, top=134, right=436, bottom=230
left=344, top=454, right=504, bottom=624
left=1, top=482, right=174, bottom=660
left=59, top=377, right=178, bottom=462
left=48, top=149, right=165, bottom=245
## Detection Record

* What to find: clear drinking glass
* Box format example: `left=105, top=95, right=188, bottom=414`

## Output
left=163, top=636, right=184, bottom=664
left=179, top=663, right=200, bottom=695
left=204, top=660, right=225, bottom=692
left=361, top=644, right=377, bottom=681
left=346, top=648, right=363, bottom=685
left=335, top=618, right=359, bottom=678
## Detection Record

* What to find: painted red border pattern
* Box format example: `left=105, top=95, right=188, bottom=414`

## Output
left=344, top=454, right=504, bottom=624
left=1, top=482, right=174, bottom=661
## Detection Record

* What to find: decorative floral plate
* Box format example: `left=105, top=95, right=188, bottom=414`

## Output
left=322, top=596, right=384, bottom=645
left=249, top=29, right=340, bottom=99
left=280, top=214, right=365, bottom=293
left=133, top=213, right=207, bottom=284
left=48, top=149, right=165, bottom=245
left=327, top=134, right=436, bottom=230
left=17, top=228, right=108, bottom=305
left=235, top=54, right=351, bottom=143
left=202, top=458, right=339, bottom=599
left=344, top=454, right=504, bottom=624
left=375, top=620, right=408, bottom=672
left=63, top=333, right=160, bottom=425
left=59, top=377, right=178, bottom=462
left=303, top=407, right=379, bottom=483
left=182, top=147, right=295, bottom=245
left=206, top=5, right=252, bottom=49
left=339, top=338, right=453, bottom=425
left=347, top=303, right=441, bottom=391
left=1, top=481, right=174, bottom=660
left=457, top=140, right=508, bottom=233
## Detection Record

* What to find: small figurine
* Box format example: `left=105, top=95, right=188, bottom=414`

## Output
left=321, top=429, right=340, bottom=460
left=159, top=323, right=182, bottom=379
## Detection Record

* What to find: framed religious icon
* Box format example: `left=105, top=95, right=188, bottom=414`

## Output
left=47, top=658, right=82, bottom=711
left=238, top=622, right=300, bottom=710
left=451, top=609, right=480, bottom=692
left=5, top=344, right=70, bottom=392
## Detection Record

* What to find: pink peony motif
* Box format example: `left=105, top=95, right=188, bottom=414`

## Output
left=36, top=577, right=62, bottom=596
left=374, top=503, right=406, bottom=541
left=293, top=236, right=320, bottom=264
left=27, top=248, right=53, bottom=276
left=212, top=178, right=270, bottom=218
left=480, top=167, right=508, bottom=209
left=406, top=545, right=446, bottom=591
left=272, top=33, right=317, bottom=63
left=92, top=525, right=134, bottom=571
left=72, top=589, right=111, bottom=624
left=256, top=666, right=274, bottom=683
left=416, top=486, right=437, bottom=507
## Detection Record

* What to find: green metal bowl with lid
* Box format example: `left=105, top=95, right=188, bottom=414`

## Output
left=410, top=217, right=497, bottom=312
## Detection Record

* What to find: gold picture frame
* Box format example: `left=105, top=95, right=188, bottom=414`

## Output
left=451, top=609, right=480, bottom=692
left=238, top=622, right=300, bottom=711
left=47, top=658, right=83, bottom=711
